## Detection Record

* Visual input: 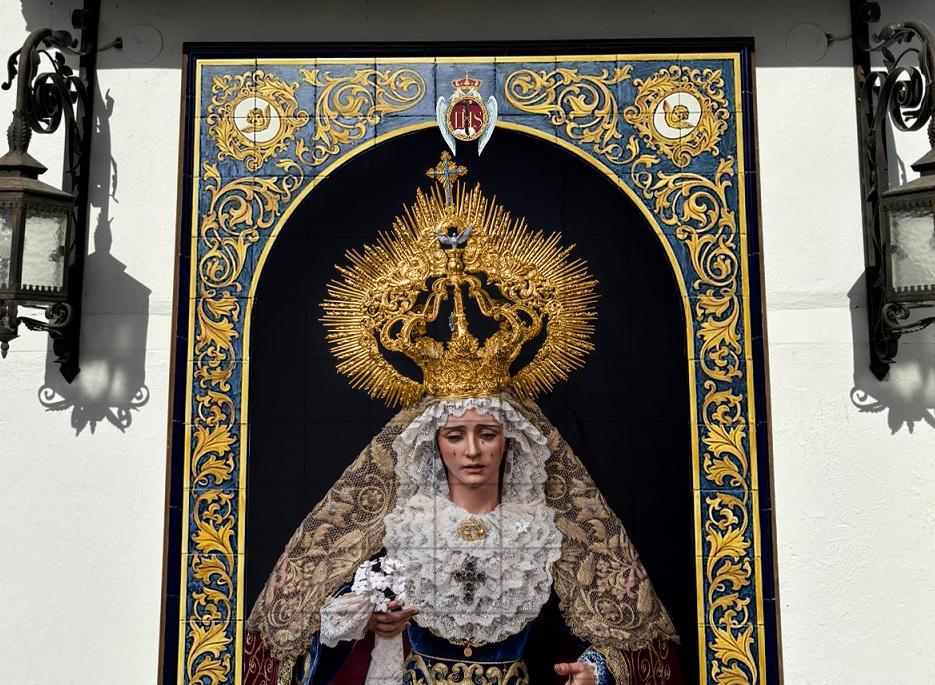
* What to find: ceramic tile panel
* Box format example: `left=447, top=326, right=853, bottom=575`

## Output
left=172, top=43, right=771, bottom=685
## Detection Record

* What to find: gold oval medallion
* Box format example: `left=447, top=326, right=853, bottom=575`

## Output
left=457, top=517, right=488, bottom=542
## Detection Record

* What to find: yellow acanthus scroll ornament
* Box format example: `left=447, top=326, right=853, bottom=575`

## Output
left=321, top=151, right=598, bottom=407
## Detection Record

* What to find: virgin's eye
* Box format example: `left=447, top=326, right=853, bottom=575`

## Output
left=480, top=432, right=498, bottom=440
left=443, top=432, right=463, bottom=441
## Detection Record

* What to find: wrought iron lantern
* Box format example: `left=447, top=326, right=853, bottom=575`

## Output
left=0, top=9, right=113, bottom=380
left=854, top=2, right=935, bottom=379
left=0, top=119, right=78, bottom=359
left=879, top=148, right=935, bottom=303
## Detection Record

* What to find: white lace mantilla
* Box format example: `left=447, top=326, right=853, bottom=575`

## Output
left=390, top=396, right=551, bottom=505
left=381, top=397, right=564, bottom=645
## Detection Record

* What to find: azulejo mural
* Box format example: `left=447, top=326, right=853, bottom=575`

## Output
left=173, top=48, right=770, bottom=685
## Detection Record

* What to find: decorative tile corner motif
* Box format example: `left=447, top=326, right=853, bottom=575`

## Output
left=503, top=66, right=632, bottom=164
left=297, top=68, right=426, bottom=166
left=623, top=65, right=730, bottom=168
left=206, top=69, right=310, bottom=172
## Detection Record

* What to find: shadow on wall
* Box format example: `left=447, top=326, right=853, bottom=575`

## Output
left=19, top=1, right=73, bottom=34
left=849, top=275, right=935, bottom=433
left=38, top=87, right=152, bottom=434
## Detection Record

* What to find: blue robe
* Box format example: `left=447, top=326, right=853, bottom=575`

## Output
left=299, top=586, right=613, bottom=685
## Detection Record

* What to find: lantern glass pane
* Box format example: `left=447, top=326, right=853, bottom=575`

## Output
left=0, top=203, right=13, bottom=288
left=21, top=204, right=68, bottom=291
left=888, top=195, right=935, bottom=294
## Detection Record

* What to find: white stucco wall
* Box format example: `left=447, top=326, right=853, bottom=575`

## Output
left=0, top=1, right=933, bottom=683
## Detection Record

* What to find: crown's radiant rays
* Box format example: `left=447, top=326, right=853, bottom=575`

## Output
left=321, top=152, right=598, bottom=407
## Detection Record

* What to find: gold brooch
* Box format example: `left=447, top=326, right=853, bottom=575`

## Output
left=457, top=517, right=488, bottom=541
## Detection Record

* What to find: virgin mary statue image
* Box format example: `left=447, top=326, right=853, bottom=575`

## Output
left=244, top=152, right=683, bottom=685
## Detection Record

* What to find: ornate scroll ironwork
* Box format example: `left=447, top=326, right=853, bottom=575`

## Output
left=503, top=66, right=632, bottom=164
left=297, top=67, right=426, bottom=166
left=854, top=1, right=935, bottom=378
left=0, top=17, right=96, bottom=378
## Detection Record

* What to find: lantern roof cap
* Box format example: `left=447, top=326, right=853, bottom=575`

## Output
left=882, top=147, right=935, bottom=200
left=910, top=147, right=935, bottom=176
left=0, top=147, right=47, bottom=179
left=0, top=149, right=74, bottom=205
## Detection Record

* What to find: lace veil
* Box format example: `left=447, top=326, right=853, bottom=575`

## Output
left=246, top=392, right=678, bottom=682
left=389, top=395, right=549, bottom=504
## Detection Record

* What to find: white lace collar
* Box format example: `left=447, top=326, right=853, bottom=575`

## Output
left=383, top=493, right=562, bottom=644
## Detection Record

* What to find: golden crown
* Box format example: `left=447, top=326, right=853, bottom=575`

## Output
left=321, top=151, right=598, bottom=407
left=453, top=75, right=482, bottom=91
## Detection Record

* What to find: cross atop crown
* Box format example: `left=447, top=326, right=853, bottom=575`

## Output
left=425, top=151, right=468, bottom=207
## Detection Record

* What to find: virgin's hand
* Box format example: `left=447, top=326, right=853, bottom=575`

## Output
left=365, top=599, right=418, bottom=638
left=554, top=662, right=597, bottom=685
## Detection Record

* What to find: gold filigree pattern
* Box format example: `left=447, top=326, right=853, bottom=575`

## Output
left=185, top=159, right=306, bottom=683
left=404, top=652, right=530, bottom=685
left=297, top=67, right=426, bottom=166
left=503, top=66, right=632, bottom=164
left=621, top=640, right=675, bottom=684
left=187, top=492, right=235, bottom=685
left=206, top=70, right=310, bottom=172
left=629, top=154, right=742, bottom=383
left=623, top=65, right=730, bottom=168
left=630, top=150, right=756, bottom=683
left=458, top=517, right=488, bottom=541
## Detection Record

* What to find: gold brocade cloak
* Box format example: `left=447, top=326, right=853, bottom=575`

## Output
left=246, top=393, right=678, bottom=683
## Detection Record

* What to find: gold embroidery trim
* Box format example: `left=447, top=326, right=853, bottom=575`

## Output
left=404, top=652, right=530, bottom=685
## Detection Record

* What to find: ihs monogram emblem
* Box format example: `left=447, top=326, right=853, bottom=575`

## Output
left=436, top=75, right=498, bottom=155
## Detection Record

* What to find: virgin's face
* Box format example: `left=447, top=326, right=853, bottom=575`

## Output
left=436, top=409, right=507, bottom=490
